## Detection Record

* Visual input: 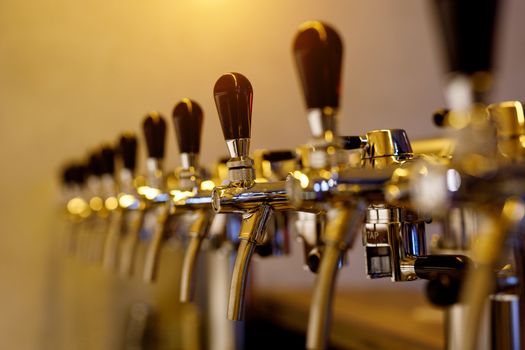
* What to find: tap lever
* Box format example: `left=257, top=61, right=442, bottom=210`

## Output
left=88, top=151, right=104, bottom=177
left=431, top=0, right=499, bottom=76
left=119, top=133, right=138, bottom=171
left=100, top=146, right=115, bottom=176
left=415, top=255, right=470, bottom=307
left=293, top=21, right=343, bottom=110
left=142, top=111, right=167, bottom=160
left=172, top=99, right=204, bottom=158
left=213, top=72, right=253, bottom=143
left=213, top=72, right=255, bottom=184
left=340, top=136, right=366, bottom=150
left=414, top=254, right=470, bottom=280
left=293, top=21, right=343, bottom=142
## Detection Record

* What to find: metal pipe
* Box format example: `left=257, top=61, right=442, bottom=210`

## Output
left=306, top=203, right=365, bottom=350
left=228, top=205, right=273, bottom=320
left=460, top=198, right=525, bottom=350
left=142, top=204, right=170, bottom=282
left=306, top=243, right=341, bottom=350
left=180, top=210, right=210, bottom=302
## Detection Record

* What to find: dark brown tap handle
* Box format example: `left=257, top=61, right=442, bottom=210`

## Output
left=100, top=146, right=115, bottom=175
left=262, top=150, right=296, bottom=162
left=88, top=151, right=104, bottom=177
left=293, top=21, right=343, bottom=109
left=172, top=99, right=204, bottom=154
left=213, top=72, right=253, bottom=140
left=417, top=255, right=471, bottom=307
left=431, top=0, right=499, bottom=74
left=142, top=112, right=167, bottom=159
left=340, top=136, right=364, bottom=150
left=74, top=164, right=87, bottom=185
left=62, top=164, right=76, bottom=185
left=432, top=109, right=450, bottom=127
left=118, top=133, right=138, bottom=171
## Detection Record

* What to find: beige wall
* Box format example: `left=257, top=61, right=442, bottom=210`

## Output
left=1, top=0, right=524, bottom=348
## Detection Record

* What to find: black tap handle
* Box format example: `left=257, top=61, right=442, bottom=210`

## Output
left=293, top=21, right=343, bottom=109
left=73, top=164, right=87, bottom=185
left=213, top=72, right=253, bottom=140
left=417, top=255, right=470, bottom=307
left=119, top=133, right=138, bottom=171
left=431, top=0, right=499, bottom=74
left=88, top=151, right=104, bottom=177
left=340, top=136, right=364, bottom=150
left=142, top=112, right=167, bottom=159
left=426, top=274, right=462, bottom=307
left=262, top=150, right=296, bottom=162
left=100, top=146, right=115, bottom=175
left=172, top=99, right=204, bottom=154
left=62, top=164, right=76, bottom=185
left=432, top=108, right=450, bottom=127
left=415, top=255, right=470, bottom=280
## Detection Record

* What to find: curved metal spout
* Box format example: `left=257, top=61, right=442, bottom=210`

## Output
left=180, top=210, right=211, bottom=302
left=306, top=244, right=341, bottom=350
left=306, top=203, right=365, bottom=350
left=460, top=198, right=525, bottom=350
left=228, top=205, right=273, bottom=320
left=119, top=210, right=145, bottom=278
left=102, top=210, right=123, bottom=270
left=142, top=205, right=170, bottom=283
left=228, top=239, right=257, bottom=321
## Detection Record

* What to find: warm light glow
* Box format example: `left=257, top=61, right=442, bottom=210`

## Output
left=89, top=197, right=103, bottom=211
left=293, top=170, right=309, bottom=188
left=137, top=186, right=161, bottom=200
left=105, top=196, right=118, bottom=210
left=170, top=190, right=194, bottom=202
left=200, top=180, right=216, bottom=191
left=446, top=169, right=461, bottom=192
left=67, top=197, right=88, bottom=215
left=118, top=194, right=136, bottom=208
left=299, top=21, right=327, bottom=41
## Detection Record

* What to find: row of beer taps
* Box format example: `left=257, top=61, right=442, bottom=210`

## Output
left=59, top=0, right=525, bottom=349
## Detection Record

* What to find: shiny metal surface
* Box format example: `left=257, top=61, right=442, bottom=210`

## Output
left=228, top=205, right=273, bottom=320
left=306, top=203, right=366, bottom=350
left=179, top=209, right=211, bottom=302
left=213, top=181, right=293, bottom=213
left=491, top=293, right=520, bottom=350
left=226, top=138, right=251, bottom=159
left=307, top=108, right=338, bottom=141
left=363, top=206, right=426, bottom=281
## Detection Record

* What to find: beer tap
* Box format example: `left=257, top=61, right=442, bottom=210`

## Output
left=102, top=133, right=139, bottom=270
left=286, top=21, right=370, bottom=350
left=384, top=1, right=524, bottom=349
left=120, top=112, right=169, bottom=278
left=79, top=149, right=107, bottom=261
left=211, top=72, right=294, bottom=321
left=287, top=21, right=468, bottom=349
left=62, top=163, right=89, bottom=255
left=167, top=98, right=213, bottom=300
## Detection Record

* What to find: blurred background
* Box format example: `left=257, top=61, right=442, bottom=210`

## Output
left=0, top=0, right=524, bottom=348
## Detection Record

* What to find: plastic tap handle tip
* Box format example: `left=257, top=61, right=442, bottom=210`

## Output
left=118, top=133, right=138, bottom=171
left=431, top=0, right=499, bottom=74
left=293, top=21, right=343, bottom=109
left=172, top=98, right=204, bottom=154
left=88, top=150, right=104, bottom=177
left=213, top=72, right=253, bottom=140
left=100, top=146, right=115, bottom=175
left=142, top=111, right=167, bottom=159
